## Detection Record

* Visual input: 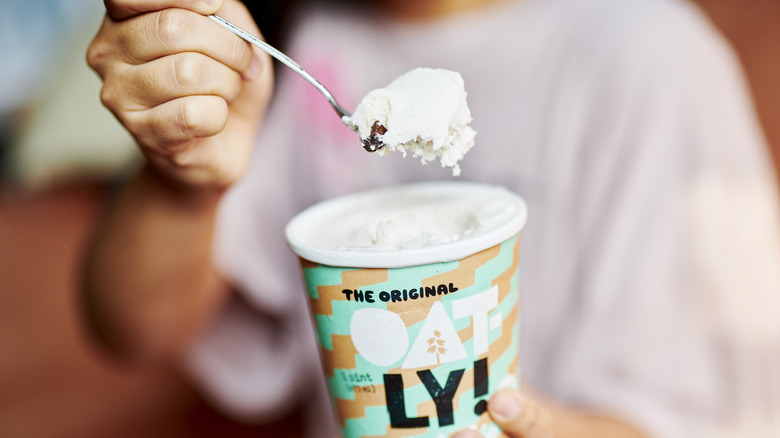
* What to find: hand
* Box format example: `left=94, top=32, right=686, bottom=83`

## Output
left=453, top=389, right=555, bottom=438
left=87, top=0, right=273, bottom=189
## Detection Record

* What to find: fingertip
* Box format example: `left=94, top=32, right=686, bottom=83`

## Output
left=488, top=389, right=524, bottom=422
left=202, top=0, right=223, bottom=14
left=244, top=49, right=262, bottom=81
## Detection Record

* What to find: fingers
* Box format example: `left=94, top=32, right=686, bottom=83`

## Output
left=107, top=52, right=243, bottom=111
left=88, top=0, right=270, bottom=188
left=105, top=0, right=223, bottom=21
left=487, top=389, right=555, bottom=438
left=451, top=390, right=555, bottom=438
left=87, top=1, right=266, bottom=152
left=122, top=95, right=229, bottom=152
left=90, top=8, right=256, bottom=79
left=144, top=119, right=254, bottom=188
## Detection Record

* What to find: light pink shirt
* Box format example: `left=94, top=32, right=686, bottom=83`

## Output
left=188, top=0, right=780, bottom=436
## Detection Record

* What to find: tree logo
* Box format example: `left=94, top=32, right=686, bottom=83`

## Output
left=427, top=330, right=447, bottom=365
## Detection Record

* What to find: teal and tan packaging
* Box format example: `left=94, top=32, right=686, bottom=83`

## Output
left=285, top=182, right=527, bottom=438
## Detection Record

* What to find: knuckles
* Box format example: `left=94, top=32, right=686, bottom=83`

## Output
left=86, top=19, right=115, bottom=74
left=175, top=99, right=200, bottom=139
left=86, top=41, right=109, bottom=74
left=99, top=82, right=120, bottom=111
left=154, top=8, right=190, bottom=49
left=172, top=97, right=227, bottom=143
left=172, top=53, right=207, bottom=90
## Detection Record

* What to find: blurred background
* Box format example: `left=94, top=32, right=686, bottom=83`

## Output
left=0, top=0, right=777, bottom=437
left=0, top=1, right=302, bottom=437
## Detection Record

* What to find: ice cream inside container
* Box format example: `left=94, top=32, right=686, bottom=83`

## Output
left=285, top=181, right=527, bottom=268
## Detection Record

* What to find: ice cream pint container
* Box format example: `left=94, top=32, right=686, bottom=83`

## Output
left=285, top=181, right=527, bottom=438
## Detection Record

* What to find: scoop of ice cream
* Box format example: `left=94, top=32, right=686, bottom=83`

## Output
left=342, top=68, right=476, bottom=176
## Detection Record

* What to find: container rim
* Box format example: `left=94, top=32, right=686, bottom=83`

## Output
left=284, top=181, right=527, bottom=268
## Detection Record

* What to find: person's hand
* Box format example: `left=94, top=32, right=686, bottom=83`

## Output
left=87, top=0, right=273, bottom=189
left=453, top=389, right=555, bottom=438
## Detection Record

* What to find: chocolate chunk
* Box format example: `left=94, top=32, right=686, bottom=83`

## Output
left=362, top=121, right=388, bottom=152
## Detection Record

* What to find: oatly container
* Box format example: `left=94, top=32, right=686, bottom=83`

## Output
left=285, top=181, right=527, bottom=438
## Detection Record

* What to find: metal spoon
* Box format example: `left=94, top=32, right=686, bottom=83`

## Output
left=208, top=14, right=352, bottom=119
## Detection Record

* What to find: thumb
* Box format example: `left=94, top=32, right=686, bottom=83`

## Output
left=487, top=389, right=555, bottom=438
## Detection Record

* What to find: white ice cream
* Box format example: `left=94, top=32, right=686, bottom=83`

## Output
left=288, top=182, right=521, bottom=252
left=343, top=68, right=477, bottom=176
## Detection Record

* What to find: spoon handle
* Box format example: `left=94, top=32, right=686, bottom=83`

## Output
left=208, top=14, right=351, bottom=118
